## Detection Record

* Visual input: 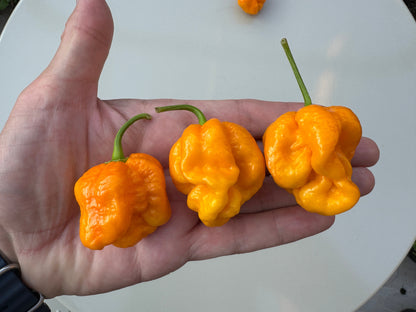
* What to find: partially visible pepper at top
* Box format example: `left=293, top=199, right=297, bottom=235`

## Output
left=155, top=104, right=265, bottom=226
left=238, top=0, right=266, bottom=15
left=74, top=114, right=171, bottom=250
left=263, top=39, right=362, bottom=215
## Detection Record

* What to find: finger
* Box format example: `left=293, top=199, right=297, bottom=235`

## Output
left=102, top=99, right=304, bottom=164
left=351, top=137, right=380, bottom=167
left=43, top=0, right=113, bottom=93
left=188, top=206, right=334, bottom=260
left=127, top=99, right=304, bottom=138
left=195, top=99, right=304, bottom=138
left=242, top=165, right=376, bottom=214
left=352, top=167, right=376, bottom=196
left=149, top=101, right=379, bottom=167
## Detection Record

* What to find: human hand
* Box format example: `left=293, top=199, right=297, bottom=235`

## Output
left=0, top=0, right=379, bottom=298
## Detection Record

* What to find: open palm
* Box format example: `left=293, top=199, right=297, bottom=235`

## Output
left=0, top=0, right=378, bottom=298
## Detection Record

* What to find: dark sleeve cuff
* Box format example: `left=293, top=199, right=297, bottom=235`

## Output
left=0, top=255, right=50, bottom=312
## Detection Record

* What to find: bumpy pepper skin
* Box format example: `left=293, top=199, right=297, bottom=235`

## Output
left=171, top=119, right=265, bottom=226
left=238, top=0, right=266, bottom=15
left=263, top=104, right=362, bottom=215
left=75, top=153, right=171, bottom=250
left=164, top=110, right=265, bottom=227
left=74, top=114, right=171, bottom=250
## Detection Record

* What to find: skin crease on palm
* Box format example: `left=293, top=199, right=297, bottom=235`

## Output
left=0, top=0, right=379, bottom=298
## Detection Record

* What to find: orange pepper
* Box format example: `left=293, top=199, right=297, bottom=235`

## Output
left=264, top=104, right=362, bottom=215
left=155, top=105, right=265, bottom=226
left=74, top=114, right=171, bottom=250
left=238, top=0, right=266, bottom=15
left=263, top=39, right=362, bottom=215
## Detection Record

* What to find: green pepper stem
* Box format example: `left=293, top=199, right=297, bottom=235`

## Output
left=111, top=113, right=152, bottom=161
left=155, top=104, right=207, bottom=125
left=281, top=38, right=312, bottom=106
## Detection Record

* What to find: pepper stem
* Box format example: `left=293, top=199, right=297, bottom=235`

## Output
left=155, top=104, right=207, bottom=125
left=281, top=38, right=312, bottom=106
left=111, top=113, right=152, bottom=161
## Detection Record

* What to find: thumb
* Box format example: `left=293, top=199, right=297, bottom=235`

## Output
left=43, top=0, right=113, bottom=90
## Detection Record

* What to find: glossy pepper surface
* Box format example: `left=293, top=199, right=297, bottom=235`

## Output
left=238, top=0, right=266, bottom=15
left=156, top=105, right=265, bottom=227
left=263, top=104, right=362, bottom=215
left=74, top=114, right=171, bottom=250
left=263, top=39, right=362, bottom=215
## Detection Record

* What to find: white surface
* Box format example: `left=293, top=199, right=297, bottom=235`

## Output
left=1, top=0, right=416, bottom=311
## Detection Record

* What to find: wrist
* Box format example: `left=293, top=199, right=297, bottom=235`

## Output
left=0, top=252, right=50, bottom=312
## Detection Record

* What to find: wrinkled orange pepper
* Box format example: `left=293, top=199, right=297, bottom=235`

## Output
left=74, top=114, right=171, bottom=250
left=155, top=104, right=265, bottom=227
left=263, top=39, right=362, bottom=215
left=238, top=0, right=266, bottom=15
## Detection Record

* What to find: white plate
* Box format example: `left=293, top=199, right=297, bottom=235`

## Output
left=1, top=0, right=416, bottom=311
